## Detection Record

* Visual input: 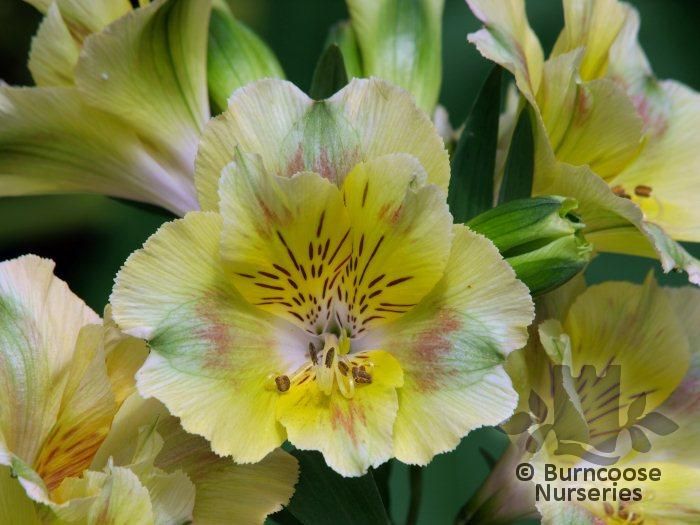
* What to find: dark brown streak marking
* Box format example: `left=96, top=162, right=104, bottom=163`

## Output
left=317, top=210, right=326, bottom=237
left=255, top=283, right=285, bottom=291
left=327, top=228, right=351, bottom=266
left=258, top=271, right=279, bottom=280
left=368, top=274, right=385, bottom=288
left=386, top=276, right=412, bottom=287
left=236, top=272, right=255, bottom=279
left=362, top=181, right=369, bottom=207
left=358, top=236, right=385, bottom=286
left=276, top=231, right=300, bottom=270
left=273, top=264, right=291, bottom=277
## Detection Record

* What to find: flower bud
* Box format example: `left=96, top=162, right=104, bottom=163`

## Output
left=346, top=0, right=444, bottom=113
left=467, top=196, right=592, bottom=295
left=207, top=1, right=284, bottom=113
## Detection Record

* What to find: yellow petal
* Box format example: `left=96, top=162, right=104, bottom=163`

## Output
left=537, top=54, right=643, bottom=179
left=550, top=0, right=627, bottom=81
left=559, top=276, right=689, bottom=442
left=0, top=86, right=199, bottom=215
left=466, top=0, right=544, bottom=101
left=75, top=0, right=210, bottom=175
left=371, top=225, right=534, bottom=464
left=28, top=3, right=80, bottom=86
left=111, top=212, right=301, bottom=463
left=610, top=81, right=700, bottom=242
left=195, top=77, right=450, bottom=210
left=218, top=154, right=351, bottom=332
left=25, top=0, right=132, bottom=36
left=102, top=306, right=149, bottom=405
left=277, top=350, right=403, bottom=476
left=0, top=255, right=99, bottom=472
left=340, top=154, right=452, bottom=332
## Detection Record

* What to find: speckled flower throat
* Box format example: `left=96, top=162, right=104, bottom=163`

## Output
left=224, top=155, right=448, bottom=400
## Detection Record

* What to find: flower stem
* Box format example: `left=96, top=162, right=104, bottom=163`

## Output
left=406, top=465, right=423, bottom=525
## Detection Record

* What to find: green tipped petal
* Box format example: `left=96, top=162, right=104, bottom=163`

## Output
left=346, top=0, right=444, bottom=113
left=195, top=77, right=449, bottom=210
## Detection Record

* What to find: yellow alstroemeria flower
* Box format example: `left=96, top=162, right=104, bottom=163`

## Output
left=110, top=77, right=535, bottom=476
left=0, top=255, right=298, bottom=524
left=0, top=0, right=281, bottom=216
left=466, top=0, right=700, bottom=284
left=466, top=275, right=700, bottom=524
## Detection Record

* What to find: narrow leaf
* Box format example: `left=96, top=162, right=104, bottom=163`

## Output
left=498, top=105, right=534, bottom=204
left=309, top=45, right=349, bottom=100
left=447, top=66, right=501, bottom=222
left=286, top=450, right=390, bottom=525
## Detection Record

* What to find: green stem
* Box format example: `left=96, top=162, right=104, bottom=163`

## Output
left=406, top=465, right=423, bottom=525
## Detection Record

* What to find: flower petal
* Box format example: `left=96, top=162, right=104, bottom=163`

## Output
left=25, top=0, right=132, bottom=35
left=0, top=255, right=99, bottom=470
left=277, top=350, right=403, bottom=476
left=466, top=0, right=544, bottom=100
left=340, top=154, right=452, bottom=332
left=28, top=3, right=81, bottom=87
left=195, top=78, right=450, bottom=210
left=368, top=225, right=534, bottom=464
left=111, top=212, right=304, bottom=462
left=0, top=86, right=198, bottom=215
left=75, top=0, right=210, bottom=175
left=218, top=153, right=351, bottom=333
left=610, top=81, right=700, bottom=242
left=550, top=0, right=627, bottom=81
left=560, top=277, right=689, bottom=433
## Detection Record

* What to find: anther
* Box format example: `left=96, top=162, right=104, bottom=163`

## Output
left=338, top=361, right=349, bottom=376
left=612, top=185, right=631, bottom=199
left=352, top=365, right=372, bottom=384
left=603, top=502, right=614, bottom=516
left=275, top=375, right=291, bottom=392
left=634, top=184, right=652, bottom=197
left=309, top=342, right=318, bottom=365
left=324, top=347, right=335, bottom=368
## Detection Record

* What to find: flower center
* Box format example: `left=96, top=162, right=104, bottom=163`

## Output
left=596, top=501, right=644, bottom=524
left=273, top=333, right=374, bottom=399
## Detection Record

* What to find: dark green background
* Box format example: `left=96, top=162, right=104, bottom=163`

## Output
left=0, top=1, right=698, bottom=523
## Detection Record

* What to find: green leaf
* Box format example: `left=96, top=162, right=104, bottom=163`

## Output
left=447, top=66, right=501, bottom=222
left=309, top=44, right=349, bottom=100
left=286, top=450, right=390, bottom=525
left=207, top=3, right=285, bottom=113
left=498, top=105, right=534, bottom=204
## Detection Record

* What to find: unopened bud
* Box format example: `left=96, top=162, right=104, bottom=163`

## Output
left=467, top=196, right=592, bottom=295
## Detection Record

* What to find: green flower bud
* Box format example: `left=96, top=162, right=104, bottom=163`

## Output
left=207, top=1, right=284, bottom=113
left=346, top=0, right=444, bottom=113
left=467, top=196, right=592, bottom=296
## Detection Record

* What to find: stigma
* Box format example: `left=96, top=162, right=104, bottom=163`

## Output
left=274, top=333, right=373, bottom=399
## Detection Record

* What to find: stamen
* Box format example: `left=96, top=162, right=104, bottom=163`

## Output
left=611, top=185, right=631, bottom=199
left=352, top=365, right=372, bottom=384
left=324, top=347, right=336, bottom=368
left=308, top=342, right=318, bottom=365
left=338, top=361, right=349, bottom=375
left=634, top=184, right=652, bottom=197
left=275, top=375, right=291, bottom=392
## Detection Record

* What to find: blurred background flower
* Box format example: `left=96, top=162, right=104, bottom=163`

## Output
left=0, top=0, right=698, bottom=523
